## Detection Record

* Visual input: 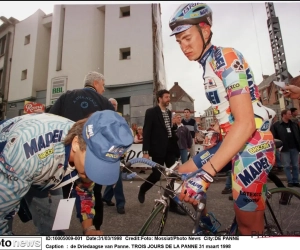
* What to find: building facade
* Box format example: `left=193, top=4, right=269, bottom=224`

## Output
left=5, top=4, right=166, bottom=124
left=0, top=16, right=19, bottom=119
left=169, top=82, right=195, bottom=115
left=258, top=73, right=300, bottom=120
left=6, top=10, right=51, bottom=118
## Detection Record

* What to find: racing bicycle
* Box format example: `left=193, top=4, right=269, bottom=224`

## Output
left=122, top=140, right=300, bottom=236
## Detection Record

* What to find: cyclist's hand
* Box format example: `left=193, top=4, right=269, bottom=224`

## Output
left=282, top=85, right=300, bottom=99
left=85, top=230, right=104, bottom=235
left=179, top=169, right=213, bottom=206
left=143, top=154, right=150, bottom=159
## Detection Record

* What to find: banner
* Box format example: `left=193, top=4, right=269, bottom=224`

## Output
left=125, top=144, right=204, bottom=168
left=24, top=101, right=45, bottom=114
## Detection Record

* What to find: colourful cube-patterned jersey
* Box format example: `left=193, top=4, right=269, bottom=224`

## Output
left=193, top=45, right=276, bottom=211
left=199, top=45, right=276, bottom=134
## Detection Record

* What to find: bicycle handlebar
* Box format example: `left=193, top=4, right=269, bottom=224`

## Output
left=124, top=158, right=202, bottom=181
left=124, top=158, right=207, bottom=235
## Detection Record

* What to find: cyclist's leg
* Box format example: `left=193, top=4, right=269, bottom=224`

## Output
left=232, top=131, right=275, bottom=235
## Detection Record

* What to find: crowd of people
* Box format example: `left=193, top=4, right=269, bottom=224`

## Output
left=1, top=2, right=300, bottom=236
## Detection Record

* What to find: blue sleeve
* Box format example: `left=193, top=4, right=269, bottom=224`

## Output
left=192, top=142, right=222, bottom=169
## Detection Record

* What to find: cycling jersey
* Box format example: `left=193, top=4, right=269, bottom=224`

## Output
left=0, top=113, right=92, bottom=235
left=199, top=45, right=276, bottom=134
left=193, top=45, right=276, bottom=211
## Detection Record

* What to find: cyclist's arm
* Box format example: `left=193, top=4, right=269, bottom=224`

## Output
left=179, top=50, right=256, bottom=176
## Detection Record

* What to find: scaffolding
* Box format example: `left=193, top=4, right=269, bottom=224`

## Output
left=265, top=2, right=292, bottom=110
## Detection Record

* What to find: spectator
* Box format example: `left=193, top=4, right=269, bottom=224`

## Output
left=134, top=126, right=143, bottom=144
left=195, top=124, right=205, bottom=144
left=49, top=71, right=114, bottom=231
left=181, top=108, right=197, bottom=158
left=290, top=108, right=300, bottom=124
left=102, top=98, right=127, bottom=214
left=173, top=113, right=192, bottom=164
left=131, top=123, right=138, bottom=136
left=138, top=89, right=185, bottom=215
left=271, top=110, right=300, bottom=187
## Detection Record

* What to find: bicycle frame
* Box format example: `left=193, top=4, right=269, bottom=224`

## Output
left=124, top=158, right=286, bottom=236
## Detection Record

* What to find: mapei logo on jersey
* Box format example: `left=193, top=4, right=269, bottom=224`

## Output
left=237, top=156, right=270, bottom=187
left=23, top=129, right=63, bottom=160
left=214, top=48, right=226, bottom=70
left=206, top=90, right=221, bottom=105
left=260, top=121, right=270, bottom=131
left=182, top=3, right=202, bottom=14
left=247, top=142, right=271, bottom=155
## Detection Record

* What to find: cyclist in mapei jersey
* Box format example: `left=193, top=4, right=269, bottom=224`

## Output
left=169, top=3, right=276, bottom=235
left=0, top=110, right=133, bottom=235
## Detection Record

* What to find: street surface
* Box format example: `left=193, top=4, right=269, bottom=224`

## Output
left=12, top=172, right=299, bottom=235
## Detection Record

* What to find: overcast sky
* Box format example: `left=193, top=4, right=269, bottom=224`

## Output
left=1, top=1, right=300, bottom=115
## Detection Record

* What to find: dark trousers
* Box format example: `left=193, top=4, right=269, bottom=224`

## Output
left=62, top=182, right=103, bottom=230
left=103, top=171, right=125, bottom=208
left=140, top=152, right=177, bottom=209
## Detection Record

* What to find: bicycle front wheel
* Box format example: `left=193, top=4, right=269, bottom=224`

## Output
left=264, top=187, right=300, bottom=235
left=138, top=202, right=168, bottom=236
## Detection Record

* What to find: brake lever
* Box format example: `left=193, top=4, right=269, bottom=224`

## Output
left=192, top=200, right=206, bottom=235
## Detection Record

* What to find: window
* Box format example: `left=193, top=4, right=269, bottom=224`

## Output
left=21, top=69, right=27, bottom=80
left=120, top=47, right=131, bottom=60
left=263, top=89, right=267, bottom=100
left=172, top=93, right=176, bottom=97
left=120, top=6, right=130, bottom=17
left=24, top=35, right=30, bottom=45
left=0, top=35, right=6, bottom=56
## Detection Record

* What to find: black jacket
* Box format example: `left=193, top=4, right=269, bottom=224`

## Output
left=49, top=87, right=114, bottom=122
left=270, top=120, right=300, bottom=152
left=142, top=106, right=179, bottom=158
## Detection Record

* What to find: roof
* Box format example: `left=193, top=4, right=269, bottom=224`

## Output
left=258, top=73, right=276, bottom=91
left=169, top=82, right=194, bottom=103
left=290, top=75, right=300, bottom=87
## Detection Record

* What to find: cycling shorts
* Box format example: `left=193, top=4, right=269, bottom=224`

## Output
left=193, top=130, right=275, bottom=212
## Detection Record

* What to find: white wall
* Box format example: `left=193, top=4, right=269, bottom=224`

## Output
left=0, top=24, right=15, bottom=101
left=8, top=10, right=48, bottom=102
left=33, top=14, right=51, bottom=92
left=46, top=5, right=105, bottom=105
left=104, top=4, right=153, bottom=86
left=153, top=4, right=166, bottom=89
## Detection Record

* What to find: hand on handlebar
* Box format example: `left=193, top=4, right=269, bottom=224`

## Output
left=179, top=169, right=213, bottom=206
